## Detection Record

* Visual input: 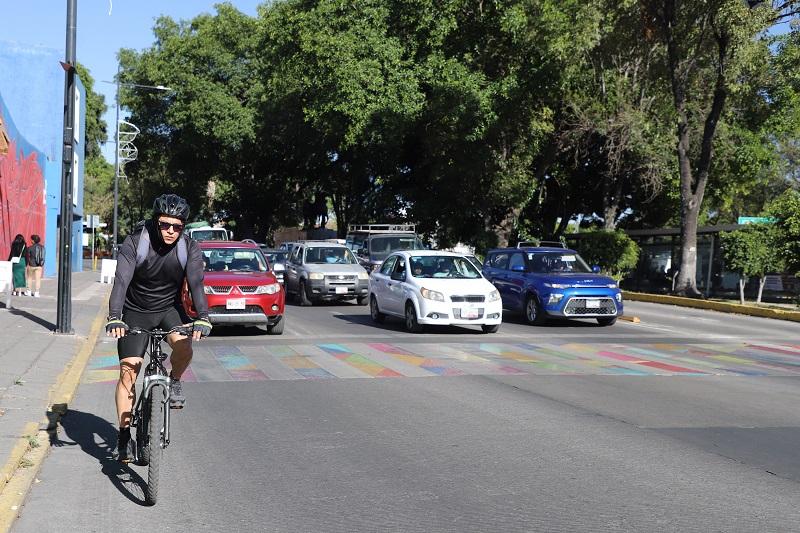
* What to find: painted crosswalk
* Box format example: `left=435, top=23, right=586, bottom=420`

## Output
left=83, top=339, right=800, bottom=384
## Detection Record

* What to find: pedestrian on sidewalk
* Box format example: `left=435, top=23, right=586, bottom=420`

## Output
left=7, top=233, right=27, bottom=296
left=25, top=234, right=45, bottom=297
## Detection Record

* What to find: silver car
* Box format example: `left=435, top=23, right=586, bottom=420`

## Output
left=285, top=242, right=370, bottom=306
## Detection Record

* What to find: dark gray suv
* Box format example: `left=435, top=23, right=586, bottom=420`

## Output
left=285, top=241, right=370, bottom=306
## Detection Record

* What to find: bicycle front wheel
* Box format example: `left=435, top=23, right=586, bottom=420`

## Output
left=145, top=385, right=166, bottom=505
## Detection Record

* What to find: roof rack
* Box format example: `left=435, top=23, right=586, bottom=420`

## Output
left=347, top=223, right=416, bottom=234
left=516, top=240, right=567, bottom=249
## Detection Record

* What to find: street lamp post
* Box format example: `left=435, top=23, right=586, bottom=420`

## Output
left=106, top=75, right=171, bottom=259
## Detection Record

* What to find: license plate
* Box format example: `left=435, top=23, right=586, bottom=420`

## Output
left=226, top=298, right=246, bottom=310
left=462, top=308, right=480, bottom=319
left=335, top=286, right=349, bottom=294
left=586, top=299, right=601, bottom=308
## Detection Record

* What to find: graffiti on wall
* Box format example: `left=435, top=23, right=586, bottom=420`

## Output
left=0, top=110, right=46, bottom=257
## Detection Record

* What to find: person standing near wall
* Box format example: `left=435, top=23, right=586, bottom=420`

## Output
left=25, top=234, right=44, bottom=297
left=7, top=234, right=27, bottom=296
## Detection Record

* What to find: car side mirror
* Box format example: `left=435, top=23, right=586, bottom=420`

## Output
left=592, top=265, right=601, bottom=273
left=358, top=248, right=368, bottom=256
left=511, top=264, right=525, bottom=272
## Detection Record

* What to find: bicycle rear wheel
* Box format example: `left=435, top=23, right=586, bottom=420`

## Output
left=145, top=385, right=166, bottom=505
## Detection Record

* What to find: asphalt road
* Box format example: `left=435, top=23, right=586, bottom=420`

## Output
left=11, top=300, right=800, bottom=532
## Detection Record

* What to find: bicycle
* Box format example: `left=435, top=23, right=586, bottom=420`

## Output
left=128, top=325, right=192, bottom=505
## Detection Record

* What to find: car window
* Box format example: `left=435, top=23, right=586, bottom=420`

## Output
left=369, top=236, right=425, bottom=261
left=408, top=255, right=481, bottom=279
left=392, top=257, right=406, bottom=278
left=489, top=252, right=509, bottom=270
left=304, top=246, right=358, bottom=264
left=509, top=253, right=525, bottom=271
left=202, top=248, right=268, bottom=272
left=292, top=246, right=303, bottom=264
left=526, top=252, right=592, bottom=273
left=379, top=256, right=397, bottom=275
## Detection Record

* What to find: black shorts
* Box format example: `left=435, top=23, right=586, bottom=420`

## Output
left=118, top=305, right=191, bottom=360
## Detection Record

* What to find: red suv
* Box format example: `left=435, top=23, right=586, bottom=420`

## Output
left=183, top=241, right=286, bottom=334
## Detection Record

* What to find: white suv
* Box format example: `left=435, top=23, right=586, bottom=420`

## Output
left=368, top=251, right=502, bottom=333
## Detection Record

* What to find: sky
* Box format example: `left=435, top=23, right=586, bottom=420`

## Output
left=1, top=0, right=262, bottom=163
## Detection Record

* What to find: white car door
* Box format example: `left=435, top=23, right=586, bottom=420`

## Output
left=385, top=256, right=408, bottom=315
left=372, top=255, right=397, bottom=314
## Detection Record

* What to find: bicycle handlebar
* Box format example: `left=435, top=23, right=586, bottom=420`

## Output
left=129, top=325, right=194, bottom=338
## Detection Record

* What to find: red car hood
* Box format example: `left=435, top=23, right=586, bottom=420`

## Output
left=203, top=271, right=278, bottom=285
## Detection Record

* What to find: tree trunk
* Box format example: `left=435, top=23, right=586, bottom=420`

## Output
left=331, top=193, right=347, bottom=239
left=738, top=276, right=745, bottom=305
left=757, top=276, right=765, bottom=304
left=602, top=175, right=624, bottom=230
left=494, top=206, right=522, bottom=248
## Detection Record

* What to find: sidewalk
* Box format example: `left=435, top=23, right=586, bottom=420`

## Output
left=0, top=270, right=110, bottom=501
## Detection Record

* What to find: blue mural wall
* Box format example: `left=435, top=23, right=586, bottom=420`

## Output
left=0, top=41, right=86, bottom=276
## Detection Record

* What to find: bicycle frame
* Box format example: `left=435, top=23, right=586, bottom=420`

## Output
left=130, top=327, right=187, bottom=450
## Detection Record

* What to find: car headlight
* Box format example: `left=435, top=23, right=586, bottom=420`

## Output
left=254, top=283, right=280, bottom=295
left=544, top=282, right=571, bottom=289
left=615, top=293, right=623, bottom=302
left=358, top=272, right=369, bottom=280
left=420, top=287, right=445, bottom=301
left=203, top=286, right=214, bottom=294
left=309, top=272, right=325, bottom=280
left=488, top=289, right=500, bottom=302
left=607, top=283, right=618, bottom=289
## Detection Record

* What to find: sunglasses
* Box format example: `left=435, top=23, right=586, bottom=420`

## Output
left=158, top=221, right=185, bottom=232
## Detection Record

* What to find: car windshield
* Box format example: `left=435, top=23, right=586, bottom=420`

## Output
left=263, top=251, right=287, bottom=264
left=370, top=236, right=425, bottom=260
left=408, top=255, right=482, bottom=279
left=526, top=252, right=592, bottom=274
left=191, top=230, right=227, bottom=241
left=305, top=246, right=358, bottom=264
left=203, top=248, right=268, bottom=272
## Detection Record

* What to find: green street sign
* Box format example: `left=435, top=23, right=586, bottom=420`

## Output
left=737, top=216, right=776, bottom=225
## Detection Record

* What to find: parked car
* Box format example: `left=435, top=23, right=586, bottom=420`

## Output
left=369, top=250, right=502, bottom=333
left=345, top=223, right=427, bottom=272
left=260, top=247, right=288, bottom=285
left=482, top=246, right=622, bottom=326
left=464, top=254, right=483, bottom=273
left=182, top=241, right=285, bottom=334
left=285, top=241, right=370, bottom=305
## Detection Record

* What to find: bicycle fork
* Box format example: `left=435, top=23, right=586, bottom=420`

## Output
left=134, top=375, right=172, bottom=448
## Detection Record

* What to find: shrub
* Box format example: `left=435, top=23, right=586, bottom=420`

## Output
left=572, top=230, right=640, bottom=281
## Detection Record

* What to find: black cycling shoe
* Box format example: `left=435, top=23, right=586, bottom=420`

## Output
left=169, top=378, right=185, bottom=409
left=116, top=434, right=136, bottom=464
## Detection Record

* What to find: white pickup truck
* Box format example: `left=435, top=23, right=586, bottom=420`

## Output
left=186, top=226, right=231, bottom=241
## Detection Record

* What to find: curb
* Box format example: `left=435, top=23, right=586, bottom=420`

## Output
left=0, top=294, right=108, bottom=532
left=622, top=291, right=800, bottom=322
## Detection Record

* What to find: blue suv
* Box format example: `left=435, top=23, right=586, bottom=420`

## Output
left=482, top=247, right=623, bottom=326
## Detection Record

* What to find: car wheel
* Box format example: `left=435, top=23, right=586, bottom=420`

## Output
left=356, top=295, right=367, bottom=306
left=370, top=295, right=385, bottom=324
left=597, top=316, right=617, bottom=326
left=267, top=318, right=285, bottom=335
left=524, top=295, right=547, bottom=326
left=405, top=302, right=424, bottom=333
left=298, top=280, right=313, bottom=307
left=481, top=324, right=500, bottom=334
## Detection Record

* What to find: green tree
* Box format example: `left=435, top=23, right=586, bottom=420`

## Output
left=640, top=0, right=798, bottom=297
left=767, top=188, right=800, bottom=275
left=571, top=230, right=640, bottom=281
left=720, top=224, right=784, bottom=303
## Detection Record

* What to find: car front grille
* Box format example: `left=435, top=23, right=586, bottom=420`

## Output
left=209, top=305, right=264, bottom=314
left=450, top=295, right=485, bottom=303
left=209, top=285, right=232, bottom=295
left=564, top=297, right=616, bottom=316
left=238, top=286, right=258, bottom=293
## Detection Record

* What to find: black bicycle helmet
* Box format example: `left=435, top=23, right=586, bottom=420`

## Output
left=152, top=193, right=190, bottom=221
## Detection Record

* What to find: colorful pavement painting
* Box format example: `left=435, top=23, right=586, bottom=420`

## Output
left=83, top=340, right=800, bottom=384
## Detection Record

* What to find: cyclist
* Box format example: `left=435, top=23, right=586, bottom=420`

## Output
left=105, top=193, right=211, bottom=463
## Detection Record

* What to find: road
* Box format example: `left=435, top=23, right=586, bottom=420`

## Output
left=11, top=300, right=800, bottom=532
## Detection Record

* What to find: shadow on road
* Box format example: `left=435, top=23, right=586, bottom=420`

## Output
left=0, top=302, right=57, bottom=331
left=332, top=312, right=493, bottom=335
left=50, top=409, right=150, bottom=506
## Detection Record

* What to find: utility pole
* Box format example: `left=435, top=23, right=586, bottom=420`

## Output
left=56, top=0, right=77, bottom=334
left=112, top=63, right=120, bottom=259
